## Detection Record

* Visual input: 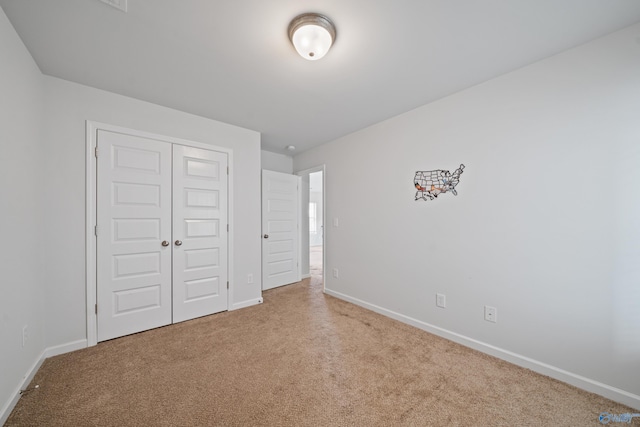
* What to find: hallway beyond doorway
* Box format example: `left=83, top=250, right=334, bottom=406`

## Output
left=310, top=245, right=322, bottom=277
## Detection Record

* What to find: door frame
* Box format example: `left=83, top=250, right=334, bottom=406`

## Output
left=85, top=121, right=234, bottom=347
left=295, top=165, right=326, bottom=292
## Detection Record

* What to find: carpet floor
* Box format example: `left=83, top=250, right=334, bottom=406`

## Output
left=5, top=276, right=634, bottom=426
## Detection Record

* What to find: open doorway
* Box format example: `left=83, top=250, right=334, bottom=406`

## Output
left=296, top=166, right=325, bottom=286
left=308, top=170, right=323, bottom=279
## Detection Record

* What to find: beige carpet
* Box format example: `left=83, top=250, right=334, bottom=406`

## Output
left=6, top=276, right=633, bottom=426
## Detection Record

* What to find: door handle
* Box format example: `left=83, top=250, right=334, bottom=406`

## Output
left=161, top=240, right=170, bottom=247
left=263, top=234, right=269, bottom=239
left=175, top=240, right=183, bottom=246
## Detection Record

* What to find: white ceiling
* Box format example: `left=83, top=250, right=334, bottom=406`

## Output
left=3, top=1, right=640, bottom=155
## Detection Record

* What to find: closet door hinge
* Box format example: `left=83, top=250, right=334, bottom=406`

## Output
left=95, top=304, right=98, bottom=314
left=94, top=147, right=98, bottom=158
left=94, top=225, right=99, bottom=236
left=227, top=281, right=229, bottom=289
left=227, top=166, right=229, bottom=175
left=227, top=224, right=229, bottom=232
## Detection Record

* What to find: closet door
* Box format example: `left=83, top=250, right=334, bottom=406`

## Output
left=96, top=130, right=173, bottom=342
left=172, top=145, right=228, bottom=323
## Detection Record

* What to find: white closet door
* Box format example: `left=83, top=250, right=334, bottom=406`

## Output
left=96, top=130, right=172, bottom=342
left=172, top=145, right=228, bottom=323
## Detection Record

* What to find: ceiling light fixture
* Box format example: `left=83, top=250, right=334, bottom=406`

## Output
left=288, top=13, right=336, bottom=61
left=286, top=145, right=296, bottom=151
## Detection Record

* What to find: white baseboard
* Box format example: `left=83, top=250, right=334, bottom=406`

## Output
left=0, top=349, right=46, bottom=426
left=325, top=288, right=640, bottom=410
left=230, top=297, right=263, bottom=311
left=44, top=339, right=87, bottom=358
left=0, top=339, right=88, bottom=425
left=301, top=274, right=311, bottom=279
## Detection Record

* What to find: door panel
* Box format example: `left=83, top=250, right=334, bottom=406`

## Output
left=96, top=130, right=172, bottom=342
left=172, top=145, right=228, bottom=323
left=262, top=170, right=300, bottom=290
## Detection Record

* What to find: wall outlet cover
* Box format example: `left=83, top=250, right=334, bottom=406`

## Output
left=484, top=306, right=497, bottom=323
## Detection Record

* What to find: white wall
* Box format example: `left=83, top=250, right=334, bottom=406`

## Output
left=294, top=23, right=640, bottom=407
left=298, top=173, right=311, bottom=278
left=0, top=8, right=46, bottom=421
left=41, top=77, right=263, bottom=348
left=309, top=189, right=323, bottom=247
left=261, top=150, right=293, bottom=173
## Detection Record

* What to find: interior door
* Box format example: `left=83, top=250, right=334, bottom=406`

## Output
left=96, top=130, right=172, bottom=342
left=172, top=145, right=228, bottom=322
left=262, top=170, right=300, bottom=290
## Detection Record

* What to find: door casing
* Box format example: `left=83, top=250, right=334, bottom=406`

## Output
left=86, top=121, right=234, bottom=347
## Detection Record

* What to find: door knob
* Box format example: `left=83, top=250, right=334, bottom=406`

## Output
left=161, top=240, right=169, bottom=247
left=263, top=234, right=269, bottom=239
left=175, top=240, right=183, bottom=246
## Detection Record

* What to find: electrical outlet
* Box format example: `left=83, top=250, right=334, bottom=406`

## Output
left=484, top=306, right=497, bottom=323
left=22, top=325, right=28, bottom=348
left=333, top=218, right=339, bottom=227
left=247, top=274, right=253, bottom=284
left=436, top=293, right=446, bottom=308
left=332, top=268, right=339, bottom=278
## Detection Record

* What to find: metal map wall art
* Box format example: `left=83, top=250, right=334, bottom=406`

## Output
left=414, top=164, right=465, bottom=201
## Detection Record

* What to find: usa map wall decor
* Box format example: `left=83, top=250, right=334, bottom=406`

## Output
left=414, top=164, right=465, bottom=201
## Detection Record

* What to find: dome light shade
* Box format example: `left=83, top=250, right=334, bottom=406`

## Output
left=288, top=13, right=336, bottom=61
